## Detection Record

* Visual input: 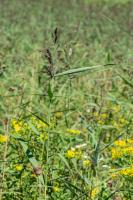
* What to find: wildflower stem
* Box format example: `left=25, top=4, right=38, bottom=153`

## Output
left=44, top=80, right=53, bottom=199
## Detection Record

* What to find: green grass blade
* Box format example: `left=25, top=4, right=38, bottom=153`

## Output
left=19, top=140, right=44, bottom=186
left=54, top=64, right=115, bottom=77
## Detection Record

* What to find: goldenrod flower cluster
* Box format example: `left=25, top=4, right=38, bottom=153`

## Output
left=112, top=117, right=128, bottom=129
left=91, top=187, right=100, bottom=199
left=53, top=182, right=60, bottom=192
left=111, top=165, right=133, bottom=177
left=119, top=166, right=133, bottom=176
left=12, top=117, right=48, bottom=132
left=66, top=149, right=76, bottom=159
left=83, top=160, right=91, bottom=167
left=111, top=139, right=133, bottom=178
left=93, top=112, right=108, bottom=126
left=66, top=148, right=83, bottom=160
left=11, top=117, right=49, bottom=142
left=66, top=129, right=80, bottom=135
left=112, top=105, right=121, bottom=113
left=93, top=104, right=128, bottom=130
left=53, top=186, right=60, bottom=192
left=12, top=119, right=22, bottom=132
left=111, top=148, right=123, bottom=159
left=65, top=148, right=92, bottom=169
left=111, top=139, right=133, bottom=159
left=0, top=135, right=8, bottom=143
left=15, top=164, right=23, bottom=171
left=54, top=112, right=63, bottom=119
left=37, top=133, right=48, bottom=141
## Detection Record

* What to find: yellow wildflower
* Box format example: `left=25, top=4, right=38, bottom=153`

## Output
left=53, top=186, right=60, bottom=192
left=66, top=129, right=80, bottom=135
left=93, top=112, right=99, bottom=117
left=97, top=120, right=104, bottom=126
left=30, top=116, right=36, bottom=122
left=127, top=139, right=133, bottom=144
left=119, top=166, right=133, bottom=176
left=111, top=143, right=133, bottom=159
left=66, top=149, right=75, bottom=159
left=15, top=164, right=23, bottom=171
left=12, top=119, right=22, bottom=132
left=114, top=140, right=126, bottom=147
left=38, top=133, right=48, bottom=141
left=55, top=112, right=63, bottom=119
left=0, top=135, right=8, bottom=143
left=101, top=113, right=108, bottom=119
left=111, top=173, right=118, bottom=179
left=111, top=148, right=122, bottom=159
left=94, top=112, right=108, bottom=126
left=31, top=173, right=37, bottom=178
left=83, top=160, right=91, bottom=167
left=75, top=150, right=82, bottom=159
left=123, top=147, right=133, bottom=155
left=112, top=105, right=121, bottom=113
left=91, top=187, right=100, bottom=199
left=119, top=118, right=128, bottom=125
left=109, top=168, right=119, bottom=179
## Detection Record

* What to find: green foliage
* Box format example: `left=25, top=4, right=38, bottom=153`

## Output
left=0, top=0, right=133, bottom=199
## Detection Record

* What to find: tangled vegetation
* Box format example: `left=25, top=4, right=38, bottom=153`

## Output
left=0, top=0, right=133, bottom=199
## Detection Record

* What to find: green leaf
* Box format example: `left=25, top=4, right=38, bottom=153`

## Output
left=118, top=74, right=133, bottom=88
left=48, top=82, right=53, bottom=100
left=54, top=64, right=115, bottom=77
left=27, top=121, right=40, bottom=136
left=18, top=140, right=44, bottom=186
left=58, top=153, right=73, bottom=174
left=19, top=141, right=39, bottom=167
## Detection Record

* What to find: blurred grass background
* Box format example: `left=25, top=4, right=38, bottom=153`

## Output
left=0, top=0, right=133, bottom=199
left=0, top=0, right=133, bottom=117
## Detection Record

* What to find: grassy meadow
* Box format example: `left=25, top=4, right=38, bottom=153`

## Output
left=0, top=0, right=133, bottom=199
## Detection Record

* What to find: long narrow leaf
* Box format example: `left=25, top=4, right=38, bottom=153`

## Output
left=19, top=140, right=44, bottom=186
left=54, top=64, right=115, bottom=77
left=118, top=74, right=133, bottom=88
